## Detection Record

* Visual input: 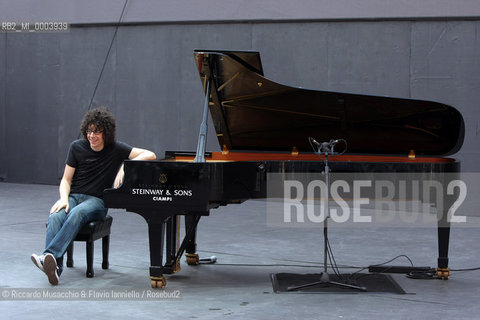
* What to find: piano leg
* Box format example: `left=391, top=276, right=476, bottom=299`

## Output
left=148, top=222, right=167, bottom=288
left=164, top=215, right=181, bottom=274
left=143, top=213, right=205, bottom=288
left=437, top=198, right=451, bottom=280
left=185, top=215, right=201, bottom=265
left=437, top=226, right=450, bottom=279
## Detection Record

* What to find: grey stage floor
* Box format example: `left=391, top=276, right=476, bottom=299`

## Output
left=1, top=182, right=480, bottom=319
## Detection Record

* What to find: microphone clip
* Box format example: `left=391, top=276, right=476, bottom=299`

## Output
left=309, top=137, right=340, bottom=155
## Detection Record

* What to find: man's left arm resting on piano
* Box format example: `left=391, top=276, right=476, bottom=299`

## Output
left=113, top=147, right=157, bottom=188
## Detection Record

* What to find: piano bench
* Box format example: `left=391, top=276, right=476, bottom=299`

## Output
left=66, top=215, right=113, bottom=278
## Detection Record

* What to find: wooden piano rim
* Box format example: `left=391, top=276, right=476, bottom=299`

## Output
left=169, top=151, right=455, bottom=163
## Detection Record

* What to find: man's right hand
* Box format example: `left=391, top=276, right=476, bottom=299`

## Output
left=52, top=164, right=75, bottom=214
left=50, top=198, right=69, bottom=214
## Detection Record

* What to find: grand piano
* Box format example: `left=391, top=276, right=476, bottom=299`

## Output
left=104, top=50, right=464, bottom=288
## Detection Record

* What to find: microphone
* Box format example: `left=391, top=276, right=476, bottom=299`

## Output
left=320, top=142, right=332, bottom=153
left=322, top=140, right=342, bottom=153
left=309, top=137, right=347, bottom=156
left=328, top=139, right=340, bottom=148
left=199, top=256, right=217, bottom=264
left=309, top=137, right=346, bottom=155
left=309, top=137, right=320, bottom=146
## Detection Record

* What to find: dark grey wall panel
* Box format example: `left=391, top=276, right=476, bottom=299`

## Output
left=0, top=34, right=5, bottom=181
left=2, top=0, right=480, bottom=23
left=410, top=21, right=480, bottom=170
left=1, top=20, right=479, bottom=185
left=5, top=33, right=62, bottom=183
left=253, top=22, right=412, bottom=96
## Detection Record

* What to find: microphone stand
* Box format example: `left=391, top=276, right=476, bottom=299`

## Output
left=287, top=141, right=366, bottom=292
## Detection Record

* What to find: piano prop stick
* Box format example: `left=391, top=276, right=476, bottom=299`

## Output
left=194, top=79, right=211, bottom=163
left=104, top=50, right=464, bottom=288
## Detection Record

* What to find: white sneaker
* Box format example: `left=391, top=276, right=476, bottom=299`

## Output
left=43, top=253, right=59, bottom=285
left=31, top=253, right=45, bottom=272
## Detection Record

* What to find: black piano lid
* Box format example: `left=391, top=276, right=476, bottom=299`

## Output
left=194, top=50, right=465, bottom=156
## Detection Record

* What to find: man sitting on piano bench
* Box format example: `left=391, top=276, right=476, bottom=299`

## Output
left=31, top=107, right=156, bottom=285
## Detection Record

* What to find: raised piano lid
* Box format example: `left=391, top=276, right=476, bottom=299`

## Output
left=194, top=50, right=465, bottom=156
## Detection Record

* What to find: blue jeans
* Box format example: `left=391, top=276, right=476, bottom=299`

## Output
left=45, top=194, right=107, bottom=262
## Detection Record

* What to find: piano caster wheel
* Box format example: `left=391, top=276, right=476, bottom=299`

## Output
left=186, top=253, right=199, bottom=265
left=436, top=268, right=450, bottom=280
left=150, top=276, right=166, bottom=288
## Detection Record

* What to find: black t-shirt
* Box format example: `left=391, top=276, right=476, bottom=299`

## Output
left=66, top=139, right=132, bottom=199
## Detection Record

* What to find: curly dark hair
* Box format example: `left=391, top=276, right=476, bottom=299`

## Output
left=80, top=107, right=116, bottom=146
